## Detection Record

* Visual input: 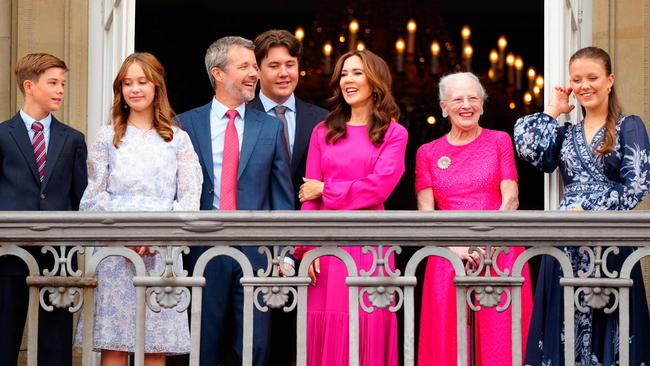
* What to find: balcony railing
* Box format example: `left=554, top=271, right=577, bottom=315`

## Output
left=1, top=211, right=649, bottom=366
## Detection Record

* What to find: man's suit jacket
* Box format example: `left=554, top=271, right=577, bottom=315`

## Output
left=177, top=101, right=294, bottom=268
left=0, top=112, right=87, bottom=366
left=0, top=112, right=88, bottom=275
left=248, top=96, right=328, bottom=209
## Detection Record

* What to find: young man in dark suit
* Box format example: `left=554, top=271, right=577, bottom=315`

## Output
left=251, top=30, right=329, bottom=365
left=250, top=30, right=328, bottom=210
left=177, top=36, right=294, bottom=366
left=0, top=53, right=88, bottom=366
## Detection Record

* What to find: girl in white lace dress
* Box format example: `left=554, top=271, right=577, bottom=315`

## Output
left=75, top=52, right=202, bottom=366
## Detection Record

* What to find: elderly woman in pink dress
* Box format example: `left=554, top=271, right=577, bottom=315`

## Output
left=415, top=72, right=533, bottom=365
left=292, top=49, right=407, bottom=366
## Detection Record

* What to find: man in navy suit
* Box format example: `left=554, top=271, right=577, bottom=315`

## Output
left=0, top=53, right=87, bottom=366
left=250, top=29, right=328, bottom=365
left=176, top=36, right=293, bottom=366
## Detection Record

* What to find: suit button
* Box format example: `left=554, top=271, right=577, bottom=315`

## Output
left=40, top=194, right=46, bottom=200
left=208, top=188, right=214, bottom=194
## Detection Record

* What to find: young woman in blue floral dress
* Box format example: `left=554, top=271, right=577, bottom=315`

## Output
left=515, top=46, right=650, bottom=366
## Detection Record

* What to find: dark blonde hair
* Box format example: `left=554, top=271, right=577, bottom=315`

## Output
left=569, top=46, right=621, bottom=155
left=325, top=50, right=400, bottom=146
left=15, top=53, right=68, bottom=95
left=111, top=52, right=176, bottom=148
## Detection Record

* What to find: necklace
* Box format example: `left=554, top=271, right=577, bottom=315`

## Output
left=128, top=121, right=154, bottom=139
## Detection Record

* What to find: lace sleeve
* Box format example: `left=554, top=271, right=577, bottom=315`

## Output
left=79, top=126, right=113, bottom=211
left=172, top=130, right=203, bottom=211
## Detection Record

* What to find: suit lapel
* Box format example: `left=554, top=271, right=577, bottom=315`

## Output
left=41, top=118, right=68, bottom=192
left=194, top=103, right=215, bottom=185
left=238, top=108, right=262, bottom=179
left=7, top=114, right=40, bottom=183
left=292, top=99, right=312, bottom=175
left=248, top=97, right=264, bottom=112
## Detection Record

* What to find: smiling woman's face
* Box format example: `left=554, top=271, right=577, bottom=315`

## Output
left=339, top=55, right=373, bottom=109
left=569, top=57, right=614, bottom=111
left=440, top=77, right=484, bottom=132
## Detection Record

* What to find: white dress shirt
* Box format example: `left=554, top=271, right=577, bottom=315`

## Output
left=21, top=109, right=52, bottom=151
left=259, top=91, right=296, bottom=152
left=210, top=98, right=246, bottom=210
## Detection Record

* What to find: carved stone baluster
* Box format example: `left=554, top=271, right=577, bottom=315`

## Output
left=358, top=245, right=404, bottom=313
left=143, top=245, right=192, bottom=312
left=35, top=245, right=89, bottom=313
left=253, top=245, right=299, bottom=312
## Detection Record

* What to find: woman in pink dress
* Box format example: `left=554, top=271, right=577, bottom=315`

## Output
left=293, top=50, right=407, bottom=366
left=415, top=72, right=533, bottom=365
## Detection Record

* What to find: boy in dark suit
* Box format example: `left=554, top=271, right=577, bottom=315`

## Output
left=250, top=29, right=328, bottom=209
left=250, top=29, right=328, bottom=365
left=0, top=53, right=88, bottom=366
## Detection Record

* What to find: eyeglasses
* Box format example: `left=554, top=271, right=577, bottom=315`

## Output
left=445, top=96, right=482, bottom=106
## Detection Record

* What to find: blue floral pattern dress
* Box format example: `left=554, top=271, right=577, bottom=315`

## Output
left=74, top=125, right=202, bottom=354
left=514, top=112, right=650, bottom=366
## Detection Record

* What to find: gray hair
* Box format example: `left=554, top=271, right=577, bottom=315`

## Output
left=438, top=72, right=488, bottom=102
left=205, top=36, right=255, bottom=90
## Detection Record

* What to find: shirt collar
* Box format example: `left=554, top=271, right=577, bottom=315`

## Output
left=20, top=109, right=52, bottom=131
left=211, top=97, right=246, bottom=120
left=259, top=91, right=295, bottom=113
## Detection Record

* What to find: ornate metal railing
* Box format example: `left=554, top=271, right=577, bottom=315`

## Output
left=1, top=211, right=649, bottom=366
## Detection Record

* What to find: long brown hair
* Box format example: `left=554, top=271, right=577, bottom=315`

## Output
left=569, top=46, right=621, bottom=155
left=111, top=52, right=176, bottom=148
left=325, top=50, right=400, bottom=146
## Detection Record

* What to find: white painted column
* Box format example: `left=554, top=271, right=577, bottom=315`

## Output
left=87, top=0, right=136, bottom=141
left=543, top=0, right=592, bottom=210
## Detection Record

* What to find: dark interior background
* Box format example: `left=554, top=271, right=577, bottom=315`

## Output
left=134, top=0, right=545, bottom=211
left=134, top=2, right=545, bottom=365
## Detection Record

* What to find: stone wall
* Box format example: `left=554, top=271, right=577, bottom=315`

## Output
left=0, top=0, right=88, bottom=134
left=593, top=0, right=650, bottom=308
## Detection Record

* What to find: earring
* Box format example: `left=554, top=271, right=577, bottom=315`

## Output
left=607, top=87, right=611, bottom=93
left=442, top=111, right=448, bottom=118
left=373, top=91, right=378, bottom=101
left=123, top=103, right=128, bottom=109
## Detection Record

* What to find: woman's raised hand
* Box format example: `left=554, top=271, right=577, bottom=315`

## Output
left=545, top=85, right=575, bottom=118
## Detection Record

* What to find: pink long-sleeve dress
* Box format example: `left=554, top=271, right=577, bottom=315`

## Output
left=415, top=128, right=533, bottom=366
left=294, top=121, right=408, bottom=366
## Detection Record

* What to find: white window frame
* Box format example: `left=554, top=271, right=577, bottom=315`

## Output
left=87, top=0, right=136, bottom=141
left=544, top=0, right=592, bottom=209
